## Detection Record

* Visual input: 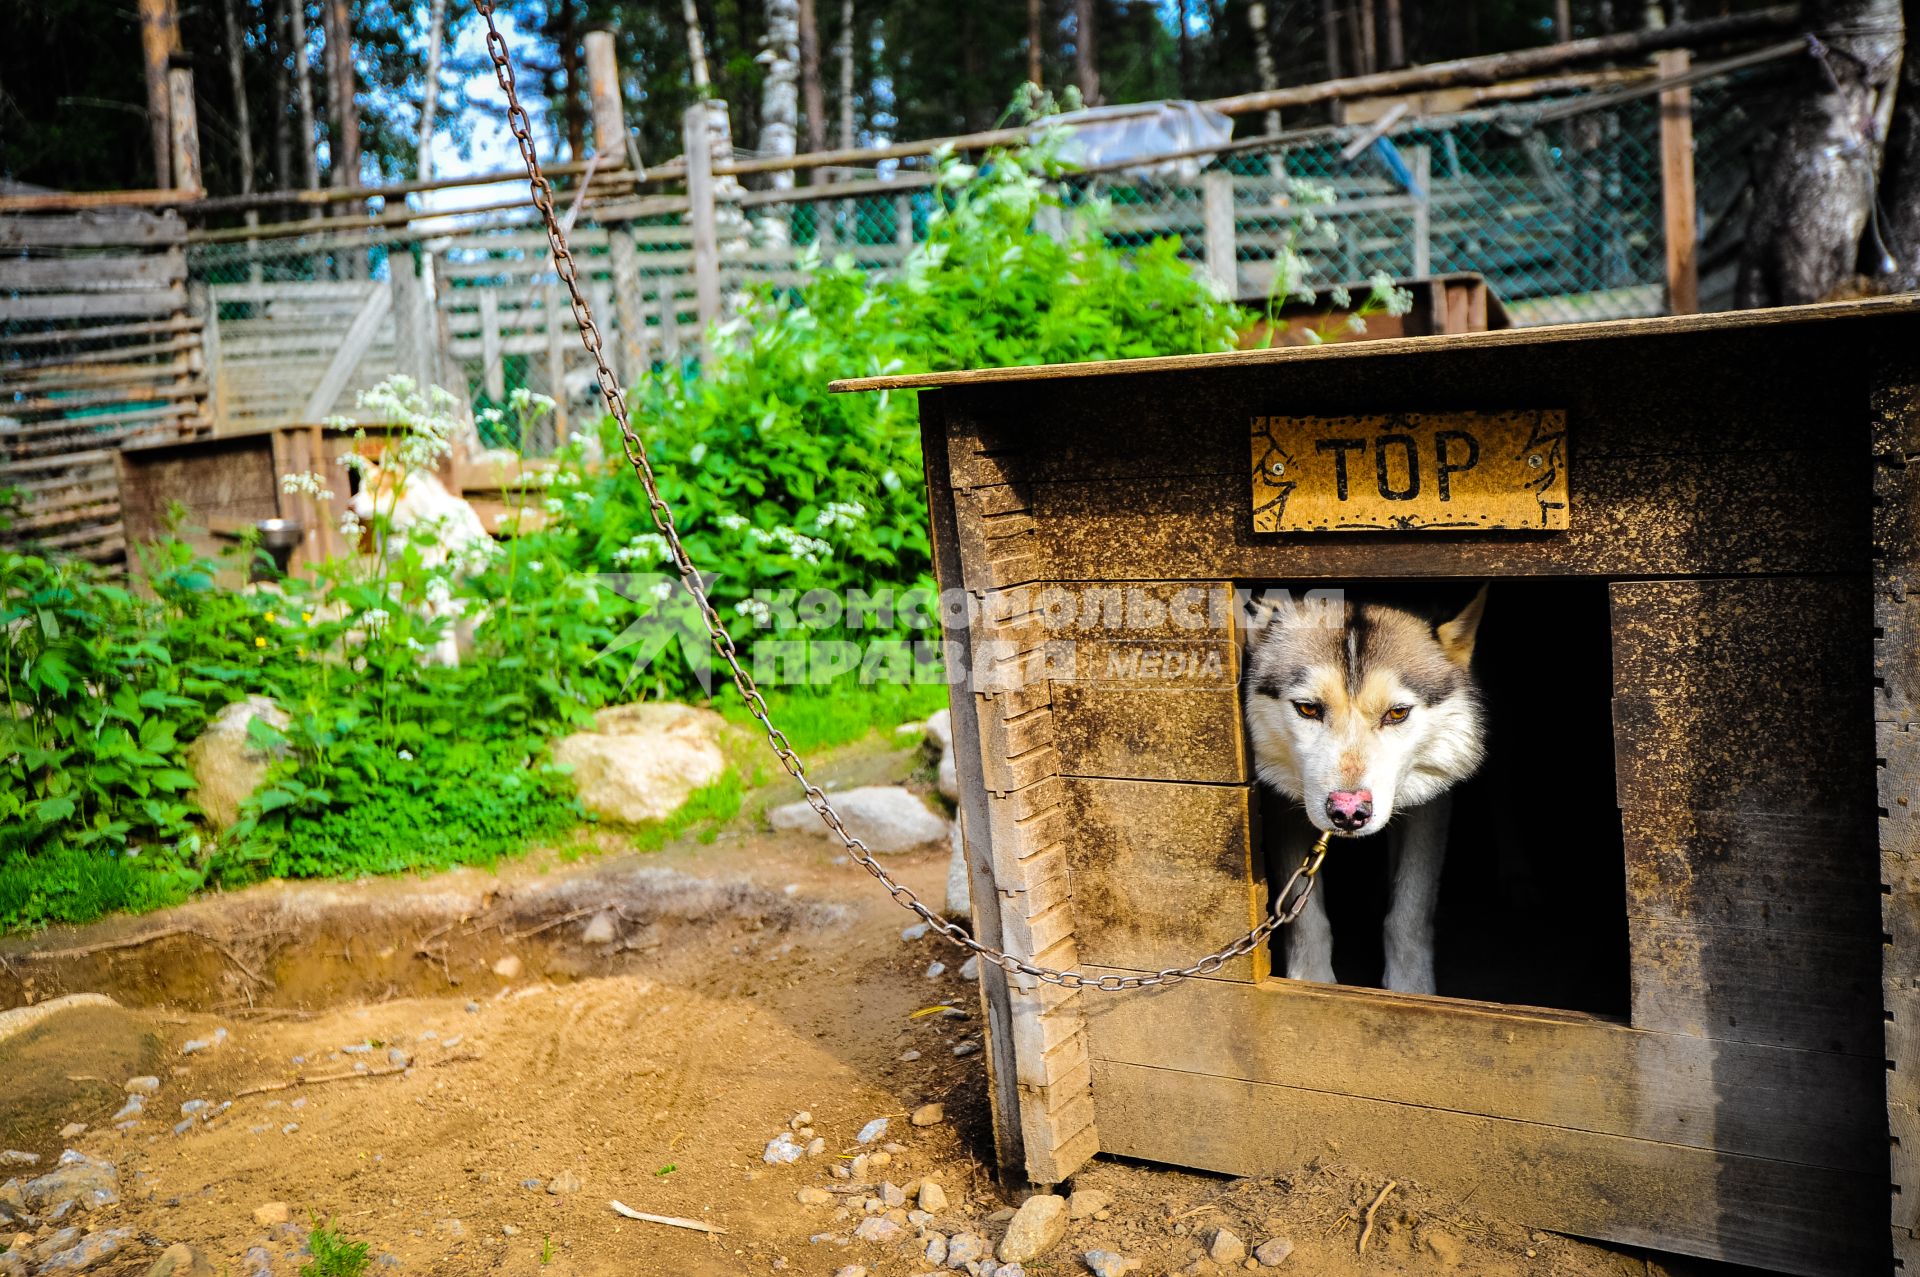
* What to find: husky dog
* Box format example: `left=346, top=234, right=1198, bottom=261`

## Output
left=1243, top=588, right=1488, bottom=994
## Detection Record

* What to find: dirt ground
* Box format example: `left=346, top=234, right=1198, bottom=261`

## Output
left=1, top=733, right=1746, bottom=1277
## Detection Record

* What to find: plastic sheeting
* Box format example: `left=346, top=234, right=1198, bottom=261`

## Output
left=1046, top=101, right=1235, bottom=182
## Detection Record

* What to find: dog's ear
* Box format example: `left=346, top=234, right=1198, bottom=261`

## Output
left=1243, top=591, right=1285, bottom=638
left=1436, top=585, right=1488, bottom=667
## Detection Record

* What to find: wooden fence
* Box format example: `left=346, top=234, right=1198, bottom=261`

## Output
left=1, top=208, right=210, bottom=561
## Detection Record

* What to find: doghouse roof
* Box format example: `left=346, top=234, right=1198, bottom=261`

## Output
left=828, top=294, right=1920, bottom=394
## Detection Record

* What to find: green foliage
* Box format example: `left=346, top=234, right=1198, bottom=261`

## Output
left=301, top=1218, right=373, bottom=1277
left=2, top=136, right=1239, bottom=933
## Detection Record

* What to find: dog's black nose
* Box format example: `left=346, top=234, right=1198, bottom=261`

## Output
left=1326, top=790, right=1373, bottom=832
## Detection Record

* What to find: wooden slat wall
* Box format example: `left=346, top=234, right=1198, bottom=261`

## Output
left=1873, top=356, right=1920, bottom=1270
left=2, top=209, right=207, bottom=562
left=924, top=307, right=1906, bottom=1276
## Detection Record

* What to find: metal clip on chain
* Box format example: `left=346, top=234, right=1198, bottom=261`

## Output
left=470, top=0, right=1329, bottom=992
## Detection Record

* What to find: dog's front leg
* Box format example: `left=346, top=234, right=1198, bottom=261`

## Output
left=1383, top=794, right=1450, bottom=994
left=1281, top=819, right=1336, bottom=984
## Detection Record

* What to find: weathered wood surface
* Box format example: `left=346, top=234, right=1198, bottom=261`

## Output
left=922, top=399, right=1094, bottom=1188
left=1874, top=364, right=1920, bottom=1265
left=1, top=209, right=206, bottom=561
left=1610, top=578, right=1880, bottom=1060
left=1081, top=972, right=1883, bottom=1172
left=1092, top=1059, right=1888, bottom=1276
left=1064, top=779, right=1266, bottom=982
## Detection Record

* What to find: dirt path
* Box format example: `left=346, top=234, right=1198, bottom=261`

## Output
left=1, top=735, right=1726, bottom=1277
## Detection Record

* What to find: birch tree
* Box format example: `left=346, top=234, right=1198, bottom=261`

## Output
left=760, top=0, right=801, bottom=190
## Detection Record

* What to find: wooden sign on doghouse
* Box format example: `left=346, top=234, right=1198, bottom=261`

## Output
left=1250, top=409, right=1569, bottom=532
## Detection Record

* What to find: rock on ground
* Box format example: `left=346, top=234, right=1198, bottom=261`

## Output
left=944, top=820, right=971, bottom=918
left=37, top=1227, right=130, bottom=1273
left=23, top=1154, right=118, bottom=1213
left=910, top=1103, right=944, bottom=1127
left=916, top=1180, right=948, bottom=1213
left=1206, top=1227, right=1246, bottom=1265
left=143, top=1243, right=216, bottom=1277
left=551, top=702, right=728, bottom=824
left=184, top=696, right=289, bottom=830
left=251, top=1202, right=289, bottom=1226
left=998, top=1194, right=1068, bottom=1263
left=944, top=1233, right=990, bottom=1267
left=1067, top=1188, right=1111, bottom=1220
left=769, top=786, right=948, bottom=853
left=1252, top=1236, right=1294, bottom=1266
left=1085, top=1250, right=1142, bottom=1277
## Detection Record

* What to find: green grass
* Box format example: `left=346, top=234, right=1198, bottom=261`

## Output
left=716, top=680, right=949, bottom=753
left=301, top=1219, right=372, bottom=1277
left=1, top=679, right=946, bottom=934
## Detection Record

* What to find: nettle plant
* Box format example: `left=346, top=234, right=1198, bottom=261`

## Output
left=541, top=125, right=1247, bottom=696
left=224, top=378, right=595, bottom=879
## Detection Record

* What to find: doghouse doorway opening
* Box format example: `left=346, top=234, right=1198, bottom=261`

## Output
left=1250, top=579, right=1629, bottom=1017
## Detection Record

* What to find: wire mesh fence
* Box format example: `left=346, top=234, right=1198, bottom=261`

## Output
left=180, top=69, right=1780, bottom=439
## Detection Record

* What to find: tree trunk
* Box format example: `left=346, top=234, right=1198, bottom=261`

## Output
left=1383, top=0, right=1405, bottom=68
left=221, top=0, right=256, bottom=196
left=1073, top=0, right=1099, bottom=104
left=1176, top=0, right=1191, bottom=96
left=1736, top=0, right=1904, bottom=306
left=417, top=0, right=447, bottom=180
left=271, top=0, right=292, bottom=189
left=761, top=0, right=801, bottom=190
left=1878, top=0, right=1920, bottom=288
left=836, top=0, right=855, bottom=147
left=1357, top=0, right=1378, bottom=75
left=288, top=0, right=319, bottom=190
left=1248, top=3, right=1282, bottom=135
left=798, top=0, right=827, bottom=159
left=1554, top=0, right=1573, bottom=41
left=1320, top=0, right=1342, bottom=80
left=322, top=0, right=359, bottom=188
left=684, top=0, right=712, bottom=91
left=138, top=0, right=182, bottom=187
left=1029, top=0, right=1045, bottom=88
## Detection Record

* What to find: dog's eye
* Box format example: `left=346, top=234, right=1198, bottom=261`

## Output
left=1291, top=701, right=1323, bottom=720
left=1381, top=705, right=1412, bottom=726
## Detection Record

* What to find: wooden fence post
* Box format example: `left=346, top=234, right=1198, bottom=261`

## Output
left=390, top=250, right=436, bottom=392
left=478, top=290, right=505, bottom=402
left=166, top=62, right=202, bottom=195
left=1657, top=48, right=1699, bottom=315
left=1410, top=144, right=1432, bottom=279
left=545, top=286, right=570, bottom=443
left=139, top=0, right=181, bottom=187
left=1201, top=169, right=1237, bottom=295
left=586, top=28, right=649, bottom=379
left=683, top=103, right=723, bottom=346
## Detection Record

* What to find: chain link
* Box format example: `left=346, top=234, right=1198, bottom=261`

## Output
left=470, top=0, right=1330, bottom=992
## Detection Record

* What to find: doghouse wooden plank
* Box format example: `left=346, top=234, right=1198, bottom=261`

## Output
left=1063, top=779, right=1267, bottom=983
left=1027, top=449, right=1863, bottom=582
left=1049, top=684, right=1246, bottom=783
left=1619, top=807, right=1879, bottom=937
left=921, top=410, right=1028, bottom=1182
left=1875, top=363, right=1920, bottom=1254
left=1610, top=578, right=1881, bottom=1058
left=1080, top=972, right=1884, bottom=1172
left=1626, top=917, right=1880, bottom=1056
left=1091, top=1059, right=1889, bottom=1276
left=900, top=313, right=1885, bottom=482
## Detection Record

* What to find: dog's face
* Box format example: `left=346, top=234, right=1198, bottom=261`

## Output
left=1244, top=589, right=1487, bottom=836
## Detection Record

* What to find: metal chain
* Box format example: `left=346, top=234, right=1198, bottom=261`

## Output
left=471, top=0, right=1330, bottom=991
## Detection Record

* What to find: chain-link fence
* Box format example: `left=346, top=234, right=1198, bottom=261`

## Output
left=183, top=66, right=1781, bottom=439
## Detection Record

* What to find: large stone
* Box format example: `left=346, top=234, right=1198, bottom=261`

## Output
left=23, top=1154, right=117, bottom=1213
left=769, top=787, right=948, bottom=853
left=551, top=703, right=727, bottom=824
left=184, top=696, right=289, bottom=830
left=997, top=1194, right=1068, bottom=1264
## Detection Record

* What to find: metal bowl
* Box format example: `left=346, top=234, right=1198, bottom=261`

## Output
left=254, top=518, right=304, bottom=550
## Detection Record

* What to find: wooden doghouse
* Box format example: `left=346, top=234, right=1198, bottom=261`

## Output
left=835, top=296, right=1920, bottom=1276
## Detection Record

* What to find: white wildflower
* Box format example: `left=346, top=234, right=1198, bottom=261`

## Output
left=649, top=581, right=673, bottom=602
left=279, top=471, right=334, bottom=501
left=528, top=561, right=546, bottom=574
left=716, top=513, right=749, bottom=531
left=424, top=576, right=453, bottom=607
left=543, top=497, right=566, bottom=517
left=815, top=501, right=867, bottom=531
left=734, top=597, right=773, bottom=627
left=362, top=607, right=391, bottom=634
left=397, top=749, right=414, bottom=761
left=689, top=443, right=708, bottom=466
left=880, top=469, right=902, bottom=493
